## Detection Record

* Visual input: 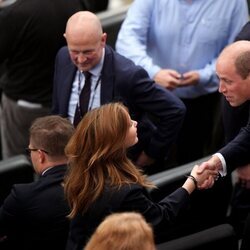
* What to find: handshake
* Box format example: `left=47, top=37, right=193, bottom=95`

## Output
left=183, top=155, right=222, bottom=194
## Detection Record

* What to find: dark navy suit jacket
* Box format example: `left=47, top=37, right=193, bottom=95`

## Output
left=0, top=165, right=70, bottom=250
left=219, top=107, right=250, bottom=171
left=52, top=45, right=186, bottom=160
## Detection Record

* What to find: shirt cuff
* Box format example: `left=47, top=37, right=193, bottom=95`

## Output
left=213, top=153, right=227, bottom=177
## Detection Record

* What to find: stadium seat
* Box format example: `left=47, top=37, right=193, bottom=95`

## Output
left=156, top=223, right=238, bottom=250
left=0, top=154, right=34, bottom=205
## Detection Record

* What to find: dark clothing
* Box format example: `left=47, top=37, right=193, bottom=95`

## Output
left=0, top=0, right=85, bottom=106
left=82, top=0, right=109, bottom=12
left=219, top=107, right=250, bottom=170
left=66, top=184, right=190, bottom=250
left=222, top=21, right=250, bottom=238
left=176, top=92, right=224, bottom=165
left=241, top=212, right=250, bottom=250
left=0, top=165, right=70, bottom=250
left=52, top=45, right=186, bottom=161
left=235, top=21, right=250, bottom=41
left=222, top=99, right=249, bottom=144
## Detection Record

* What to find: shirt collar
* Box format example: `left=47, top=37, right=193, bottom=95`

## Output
left=41, top=167, right=53, bottom=176
left=89, top=48, right=105, bottom=77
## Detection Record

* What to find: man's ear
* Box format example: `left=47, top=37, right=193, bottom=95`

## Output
left=63, top=33, right=66, bottom=39
left=101, top=33, right=107, bottom=46
left=38, top=150, right=46, bottom=163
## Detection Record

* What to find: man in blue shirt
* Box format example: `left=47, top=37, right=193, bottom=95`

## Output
left=116, top=0, right=249, bottom=166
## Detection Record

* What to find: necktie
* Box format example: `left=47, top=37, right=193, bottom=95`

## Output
left=73, top=71, right=92, bottom=127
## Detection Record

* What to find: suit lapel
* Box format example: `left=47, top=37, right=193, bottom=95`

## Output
left=100, top=46, right=115, bottom=104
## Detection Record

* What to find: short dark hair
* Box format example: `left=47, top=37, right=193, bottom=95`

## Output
left=235, top=50, right=250, bottom=79
left=29, top=115, right=74, bottom=158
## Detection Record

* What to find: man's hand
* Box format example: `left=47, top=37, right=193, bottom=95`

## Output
left=154, top=69, right=181, bottom=90
left=179, top=71, right=199, bottom=86
left=197, top=155, right=222, bottom=174
left=195, top=155, right=223, bottom=189
left=237, top=164, right=250, bottom=189
left=135, top=151, right=155, bottom=168
left=190, top=164, right=218, bottom=190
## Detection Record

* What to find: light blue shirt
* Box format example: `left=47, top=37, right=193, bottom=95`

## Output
left=116, top=0, right=249, bottom=98
left=68, top=50, right=104, bottom=123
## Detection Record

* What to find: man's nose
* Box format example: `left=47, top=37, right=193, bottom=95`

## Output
left=77, top=53, right=87, bottom=63
left=218, top=82, right=226, bottom=93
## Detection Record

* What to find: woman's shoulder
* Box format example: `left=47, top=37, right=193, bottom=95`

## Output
left=103, top=183, right=145, bottom=202
left=106, top=183, right=143, bottom=193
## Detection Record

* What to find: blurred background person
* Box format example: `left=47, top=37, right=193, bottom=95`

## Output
left=84, top=212, right=156, bottom=250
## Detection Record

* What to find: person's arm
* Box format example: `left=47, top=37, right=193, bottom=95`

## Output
left=182, top=164, right=218, bottom=194
left=196, top=109, right=250, bottom=180
left=129, top=68, right=186, bottom=160
left=122, top=166, right=216, bottom=230
left=219, top=122, right=250, bottom=171
left=122, top=185, right=191, bottom=228
left=116, top=0, right=161, bottom=78
left=182, top=0, right=249, bottom=88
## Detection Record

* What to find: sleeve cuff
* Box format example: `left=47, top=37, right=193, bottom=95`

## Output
left=213, top=153, right=227, bottom=177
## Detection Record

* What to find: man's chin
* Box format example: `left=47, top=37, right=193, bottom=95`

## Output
left=77, top=64, right=91, bottom=72
left=78, top=67, right=90, bottom=72
left=229, top=100, right=245, bottom=107
left=227, top=101, right=237, bottom=107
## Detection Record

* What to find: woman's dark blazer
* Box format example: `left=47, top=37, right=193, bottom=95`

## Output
left=66, top=183, right=190, bottom=250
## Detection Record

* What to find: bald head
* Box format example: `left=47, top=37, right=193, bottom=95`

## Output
left=218, top=40, right=250, bottom=79
left=64, top=11, right=107, bottom=72
left=65, top=11, right=103, bottom=41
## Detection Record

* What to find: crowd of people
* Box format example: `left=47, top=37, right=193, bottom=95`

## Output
left=0, top=0, right=250, bottom=249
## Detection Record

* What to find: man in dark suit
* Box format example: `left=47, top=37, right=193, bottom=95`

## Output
left=198, top=40, right=250, bottom=183
left=221, top=21, right=250, bottom=238
left=0, top=115, right=74, bottom=250
left=52, top=11, right=186, bottom=172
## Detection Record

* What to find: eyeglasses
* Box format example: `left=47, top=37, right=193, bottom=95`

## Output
left=25, top=148, right=49, bottom=156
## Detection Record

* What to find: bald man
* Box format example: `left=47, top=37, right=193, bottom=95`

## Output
left=52, top=11, right=186, bottom=172
left=198, top=40, right=250, bottom=182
